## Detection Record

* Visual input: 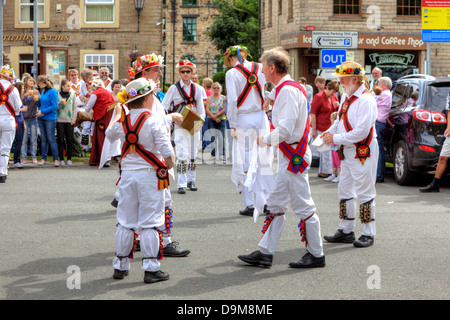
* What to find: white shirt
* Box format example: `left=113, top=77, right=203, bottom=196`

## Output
left=162, top=80, right=205, bottom=119
left=328, top=84, right=378, bottom=146
left=225, top=60, right=266, bottom=128
left=262, top=75, right=309, bottom=146
left=106, top=108, right=173, bottom=170
left=0, top=79, right=21, bottom=117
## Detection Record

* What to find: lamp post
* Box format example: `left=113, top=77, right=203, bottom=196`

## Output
left=205, top=49, right=210, bottom=78
left=135, top=0, right=145, bottom=33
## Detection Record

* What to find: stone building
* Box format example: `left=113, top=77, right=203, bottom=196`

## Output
left=260, top=0, right=450, bottom=89
left=161, top=0, right=220, bottom=84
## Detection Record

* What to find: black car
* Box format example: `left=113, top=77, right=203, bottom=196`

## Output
left=383, top=74, right=450, bottom=185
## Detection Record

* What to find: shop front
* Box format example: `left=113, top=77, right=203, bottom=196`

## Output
left=280, top=31, right=427, bottom=85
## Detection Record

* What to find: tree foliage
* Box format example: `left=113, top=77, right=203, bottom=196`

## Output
left=204, top=0, right=260, bottom=62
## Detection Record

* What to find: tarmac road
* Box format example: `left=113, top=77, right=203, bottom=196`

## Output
left=0, top=159, right=449, bottom=303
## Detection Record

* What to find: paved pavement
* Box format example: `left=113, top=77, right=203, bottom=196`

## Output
left=0, top=159, right=449, bottom=302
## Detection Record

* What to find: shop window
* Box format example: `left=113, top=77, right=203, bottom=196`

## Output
left=84, top=54, right=115, bottom=79
left=397, top=0, right=421, bottom=17
left=333, top=0, right=360, bottom=16
left=18, top=0, right=45, bottom=24
left=84, top=0, right=115, bottom=24
left=183, top=17, right=197, bottom=43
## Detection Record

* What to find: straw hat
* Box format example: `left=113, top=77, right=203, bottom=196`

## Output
left=0, top=65, right=14, bottom=80
left=117, top=78, right=159, bottom=104
left=223, top=45, right=250, bottom=68
left=333, top=61, right=366, bottom=77
left=175, top=59, right=196, bottom=73
left=87, top=77, right=104, bottom=90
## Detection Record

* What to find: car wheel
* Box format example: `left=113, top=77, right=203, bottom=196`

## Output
left=393, top=140, right=413, bottom=185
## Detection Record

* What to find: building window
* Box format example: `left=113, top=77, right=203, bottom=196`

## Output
left=183, top=17, right=197, bottom=42
left=261, top=1, right=265, bottom=27
left=397, top=0, right=421, bottom=17
left=182, top=0, right=197, bottom=6
left=85, top=0, right=115, bottom=23
left=84, top=54, right=115, bottom=78
left=288, top=0, right=293, bottom=19
left=19, top=0, right=45, bottom=24
left=333, top=0, right=360, bottom=15
left=268, top=0, right=272, bottom=26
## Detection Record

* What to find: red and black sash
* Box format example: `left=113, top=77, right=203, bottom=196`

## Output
left=339, top=91, right=374, bottom=165
left=234, top=62, right=264, bottom=108
left=272, top=80, right=310, bottom=174
left=0, top=83, right=16, bottom=118
left=170, top=82, right=196, bottom=113
left=118, top=111, right=170, bottom=190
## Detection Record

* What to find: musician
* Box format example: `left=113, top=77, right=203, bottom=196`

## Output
left=82, top=77, right=115, bottom=166
left=0, top=65, right=21, bottom=183
left=162, top=60, right=205, bottom=194
left=321, top=61, right=378, bottom=248
left=106, top=78, right=175, bottom=283
left=224, top=45, right=272, bottom=216
left=127, top=53, right=189, bottom=257
left=237, top=48, right=325, bottom=268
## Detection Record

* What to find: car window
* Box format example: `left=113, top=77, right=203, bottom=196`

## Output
left=403, top=84, right=419, bottom=108
left=391, top=84, right=409, bottom=108
left=423, top=82, right=450, bottom=113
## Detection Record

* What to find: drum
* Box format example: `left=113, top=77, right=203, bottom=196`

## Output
left=178, top=105, right=204, bottom=135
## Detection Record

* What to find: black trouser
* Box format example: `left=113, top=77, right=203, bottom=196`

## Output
left=56, top=122, right=74, bottom=161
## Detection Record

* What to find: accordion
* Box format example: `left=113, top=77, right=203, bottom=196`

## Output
left=177, top=104, right=204, bottom=135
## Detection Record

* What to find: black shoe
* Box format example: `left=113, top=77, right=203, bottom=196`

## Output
left=289, top=252, right=326, bottom=268
left=0, top=175, right=6, bottom=183
left=419, top=183, right=440, bottom=193
left=163, top=241, right=190, bottom=257
left=144, top=270, right=169, bottom=283
left=187, top=181, right=197, bottom=191
left=238, top=250, right=273, bottom=267
left=263, top=204, right=270, bottom=215
left=376, top=178, right=384, bottom=183
left=239, top=206, right=254, bottom=216
left=353, top=235, right=374, bottom=248
left=111, top=197, right=118, bottom=208
left=178, top=187, right=186, bottom=194
left=135, top=239, right=141, bottom=252
left=324, top=229, right=355, bottom=243
left=113, top=269, right=129, bottom=280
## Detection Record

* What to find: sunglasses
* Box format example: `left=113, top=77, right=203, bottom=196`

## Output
left=180, top=70, right=191, bottom=74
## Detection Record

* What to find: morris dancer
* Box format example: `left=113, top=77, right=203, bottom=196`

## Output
left=79, top=69, right=94, bottom=154
left=0, top=65, right=21, bottom=183
left=106, top=78, right=175, bottom=283
left=224, top=45, right=273, bottom=217
left=237, top=48, right=325, bottom=268
left=126, top=53, right=189, bottom=257
left=321, top=61, right=378, bottom=248
left=82, top=77, right=115, bottom=166
left=162, top=60, right=205, bottom=194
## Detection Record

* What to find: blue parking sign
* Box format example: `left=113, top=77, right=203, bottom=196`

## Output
left=321, top=50, right=347, bottom=69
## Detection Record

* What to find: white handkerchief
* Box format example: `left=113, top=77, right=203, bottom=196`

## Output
left=312, top=136, right=331, bottom=152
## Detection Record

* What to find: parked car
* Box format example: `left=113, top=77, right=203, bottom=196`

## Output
left=383, top=74, right=450, bottom=185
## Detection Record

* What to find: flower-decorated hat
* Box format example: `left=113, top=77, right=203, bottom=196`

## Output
left=223, top=45, right=252, bottom=68
left=0, top=65, right=14, bottom=80
left=333, top=61, right=366, bottom=77
left=117, top=78, right=159, bottom=105
left=127, top=53, right=165, bottom=80
left=87, top=77, right=104, bottom=91
left=175, top=59, right=196, bottom=73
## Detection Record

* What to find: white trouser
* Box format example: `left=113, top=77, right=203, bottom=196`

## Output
left=258, top=149, right=324, bottom=258
left=338, top=140, right=378, bottom=237
left=113, top=169, right=165, bottom=272
left=0, top=116, right=16, bottom=176
left=81, top=121, right=93, bottom=136
left=232, top=111, right=268, bottom=207
left=174, top=126, right=200, bottom=188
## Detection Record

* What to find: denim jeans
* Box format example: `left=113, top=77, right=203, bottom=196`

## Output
left=21, top=119, right=38, bottom=159
left=38, top=118, right=59, bottom=161
left=375, top=121, right=386, bottom=180
left=13, top=123, right=24, bottom=163
left=207, top=117, right=226, bottom=157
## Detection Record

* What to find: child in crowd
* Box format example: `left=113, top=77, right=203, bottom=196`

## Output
left=324, top=112, right=340, bottom=183
left=57, top=79, right=78, bottom=166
